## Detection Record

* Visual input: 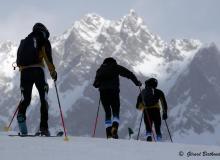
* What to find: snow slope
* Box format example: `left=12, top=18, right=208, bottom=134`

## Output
left=0, top=132, right=220, bottom=160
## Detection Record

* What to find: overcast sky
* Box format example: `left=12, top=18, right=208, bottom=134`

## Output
left=0, top=0, right=219, bottom=47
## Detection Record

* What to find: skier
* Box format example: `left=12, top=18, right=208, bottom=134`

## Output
left=136, top=78, right=168, bottom=141
left=16, top=23, right=57, bottom=136
left=93, top=57, right=142, bottom=139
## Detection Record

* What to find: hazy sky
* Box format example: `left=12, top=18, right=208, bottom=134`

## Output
left=0, top=0, right=219, bottom=46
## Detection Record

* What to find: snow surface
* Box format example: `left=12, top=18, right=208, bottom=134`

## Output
left=0, top=132, right=220, bottom=160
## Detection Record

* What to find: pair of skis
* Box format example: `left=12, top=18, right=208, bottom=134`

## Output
left=8, top=131, right=64, bottom=137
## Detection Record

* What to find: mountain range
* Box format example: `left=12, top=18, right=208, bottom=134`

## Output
left=0, top=10, right=220, bottom=145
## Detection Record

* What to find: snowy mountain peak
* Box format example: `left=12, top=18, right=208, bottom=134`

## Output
left=169, top=39, right=201, bottom=51
left=126, top=9, right=140, bottom=22
left=81, top=13, right=106, bottom=29
left=203, top=42, right=219, bottom=51
left=121, top=9, right=144, bottom=33
left=162, top=39, right=202, bottom=62
left=71, top=14, right=106, bottom=42
left=129, top=9, right=137, bottom=16
left=52, top=13, right=106, bottom=47
left=83, top=13, right=104, bottom=21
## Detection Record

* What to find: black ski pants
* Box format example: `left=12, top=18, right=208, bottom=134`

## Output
left=17, top=67, right=49, bottom=129
left=100, top=90, right=120, bottom=126
left=143, top=108, right=162, bottom=136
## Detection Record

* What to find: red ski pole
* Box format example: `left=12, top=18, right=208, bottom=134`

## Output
left=54, top=81, right=69, bottom=141
left=4, top=104, right=19, bottom=131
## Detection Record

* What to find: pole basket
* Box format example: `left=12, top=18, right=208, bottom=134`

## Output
left=64, top=136, right=69, bottom=141
left=4, top=126, right=11, bottom=132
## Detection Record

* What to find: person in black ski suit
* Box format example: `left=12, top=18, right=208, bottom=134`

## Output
left=16, top=23, right=57, bottom=136
left=93, top=57, right=142, bottom=139
left=136, top=78, right=168, bottom=141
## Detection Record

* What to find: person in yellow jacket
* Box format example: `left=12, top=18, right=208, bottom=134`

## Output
left=16, top=23, right=57, bottom=136
left=136, top=78, right=168, bottom=141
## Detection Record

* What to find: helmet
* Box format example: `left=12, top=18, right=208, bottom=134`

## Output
left=32, top=23, right=50, bottom=38
left=145, top=78, right=158, bottom=88
left=103, top=57, right=117, bottom=65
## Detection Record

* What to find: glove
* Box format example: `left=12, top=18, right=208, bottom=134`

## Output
left=50, top=70, right=57, bottom=81
left=137, top=102, right=145, bottom=111
left=93, top=80, right=100, bottom=88
left=135, top=80, right=142, bottom=86
left=162, top=112, right=168, bottom=120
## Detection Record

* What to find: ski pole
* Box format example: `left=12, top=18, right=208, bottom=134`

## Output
left=92, top=98, right=101, bottom=137
left=4, top=104, right=19, bottom=131
left=164, top=120, right=173, bottom=143
left=159, top=97, right=173, bottom=143
left=128, top=127, right=134, bottom=140
left=136, top=111, right=144, bottom=140
left=138, top=86, right=156, bottom=141
left=54, top=81, right=69, bottom=141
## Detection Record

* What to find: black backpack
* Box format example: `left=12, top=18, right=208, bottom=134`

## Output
left=98, top=63, right=118, bottom=80
left=16, top=34, right=40, bottom=66
left=142, top=88, right=159, bottom=107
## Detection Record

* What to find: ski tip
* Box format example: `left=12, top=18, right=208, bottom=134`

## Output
left=4, top=126, right=10, bottom=132
left=57, top=131, right=64, bottom=137
left=64, top=136, right=69, bottom=141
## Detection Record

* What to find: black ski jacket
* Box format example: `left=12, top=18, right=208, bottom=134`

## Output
left=136, top=87, right=168, bottom=113
left=93, top=62, right=140, bottom=92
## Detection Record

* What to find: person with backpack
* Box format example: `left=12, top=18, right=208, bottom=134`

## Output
left=16, top=23, right=57, bottom=136
left=93, top=57, right=142, bottom=139
left=136, top=78, right=168, bottom=141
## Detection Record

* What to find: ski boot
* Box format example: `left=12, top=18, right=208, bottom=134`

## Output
left=106, top=126, right=112, bottom=139
left=40, top=128, right=50, bottom=136
left=111, top=122, right=119, bottom=139
left=146, top=136, right=152, bottom=142
left=156, top=135, right=162, bottom=142
left=17, top=114, right=27, bottom=135
left=146, top=132, right=152, bottom=142
left=35, top=127, right=50, bottom=136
